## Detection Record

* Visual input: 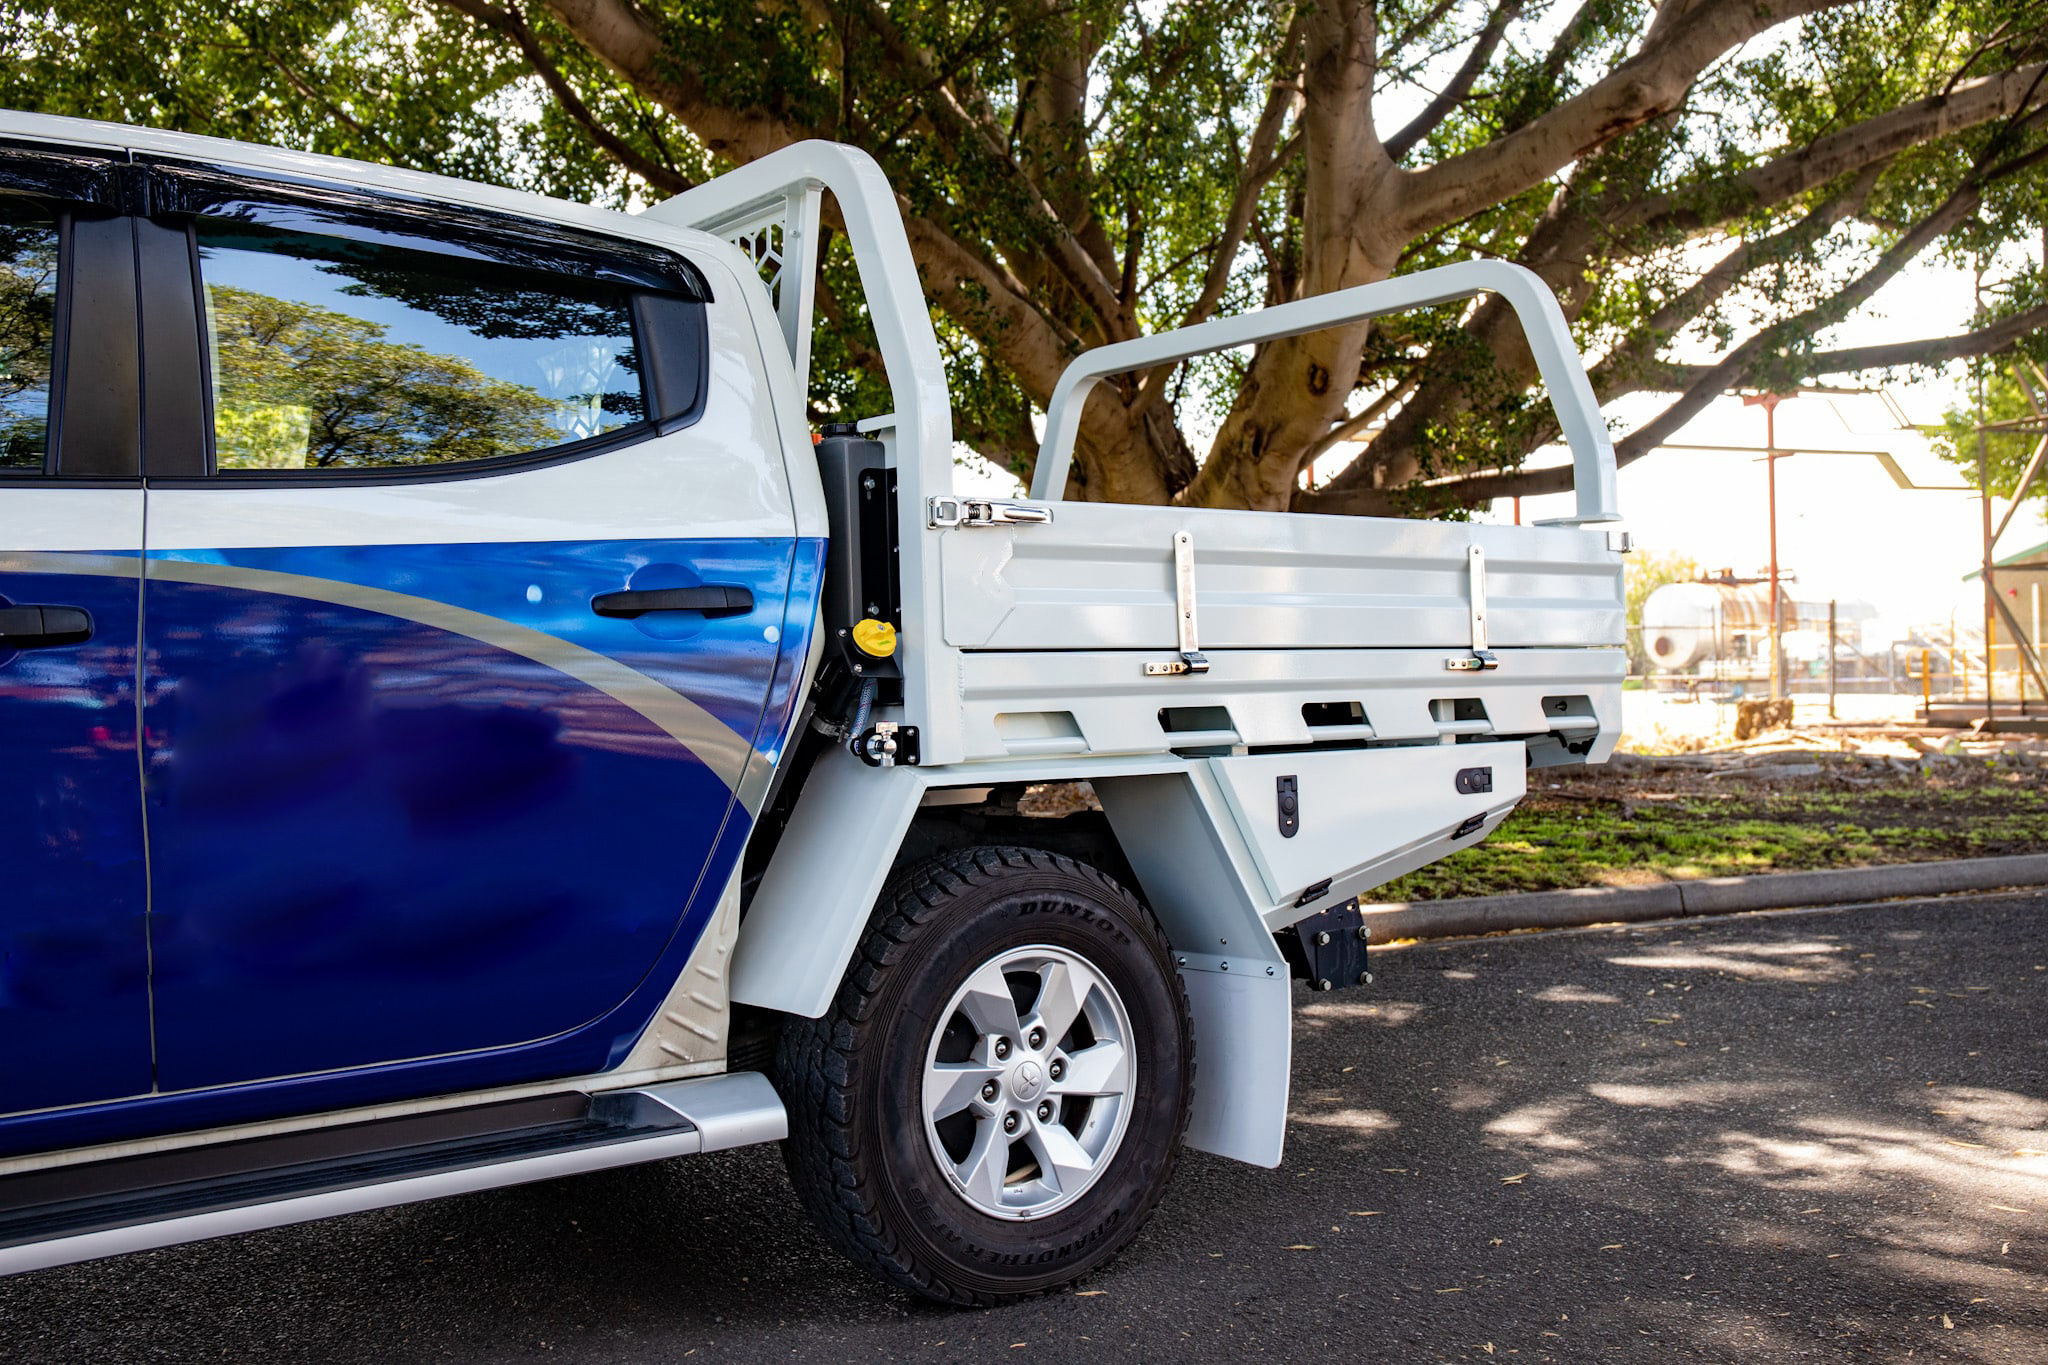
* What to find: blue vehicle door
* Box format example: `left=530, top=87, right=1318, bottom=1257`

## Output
left=136, top=168, right=810, bottom=1100
left=0, top=145, right=153, bottom=1115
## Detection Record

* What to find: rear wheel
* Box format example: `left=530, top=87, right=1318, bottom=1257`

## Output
left=777, top=846, right=1191, bottom=1304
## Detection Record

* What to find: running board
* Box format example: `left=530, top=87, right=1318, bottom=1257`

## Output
left=0, top=1072, right=785, bottom=1277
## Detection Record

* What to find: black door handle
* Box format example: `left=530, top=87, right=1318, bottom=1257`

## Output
left=0, top=604, right=94, bottom=649
left=590, top=586, right=754, bottom=619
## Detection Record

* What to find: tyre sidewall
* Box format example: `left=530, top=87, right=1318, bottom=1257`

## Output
left=859, top=855, right=1188, bottom=1297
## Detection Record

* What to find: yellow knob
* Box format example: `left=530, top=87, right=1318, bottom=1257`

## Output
left=852, top=618, right=898, bottom=658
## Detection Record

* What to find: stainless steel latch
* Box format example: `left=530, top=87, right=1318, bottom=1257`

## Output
left=1144, top=530, right=1210, bottom=676
left=925, top=495, right=1054, bottom=529
left=1447, top=543, right=1499, bottom=672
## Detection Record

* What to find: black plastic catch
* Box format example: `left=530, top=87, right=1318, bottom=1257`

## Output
left=1455, top=766, right=1493, bottom=794
left=1276, top=774, right=1299, bottom=838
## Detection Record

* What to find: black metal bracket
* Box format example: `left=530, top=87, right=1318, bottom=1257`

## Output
left=852, top=722, right=919, bottom=768
left=1277, top=898, right=1371, bottom=992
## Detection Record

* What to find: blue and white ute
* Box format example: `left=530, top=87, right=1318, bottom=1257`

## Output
left=0, top=114, right=1626, bottom=1304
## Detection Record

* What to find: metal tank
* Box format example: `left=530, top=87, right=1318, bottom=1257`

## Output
left=1643, top=580, right=1874, bottom=673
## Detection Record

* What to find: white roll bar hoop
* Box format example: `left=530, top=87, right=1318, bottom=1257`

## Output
left=1028, top=260, right=1621, bottom=526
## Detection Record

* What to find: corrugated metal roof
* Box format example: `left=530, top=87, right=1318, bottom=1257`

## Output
left=1963, top=538, right=2048, bottom=581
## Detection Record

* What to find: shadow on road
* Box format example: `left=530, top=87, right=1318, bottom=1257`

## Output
left=1, top=897, right=2043, bottom=1362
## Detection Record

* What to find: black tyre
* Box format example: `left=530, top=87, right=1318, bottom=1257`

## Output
left=777, top=845, right=1193, bottom=1304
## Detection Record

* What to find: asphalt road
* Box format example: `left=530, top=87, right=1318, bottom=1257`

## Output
left=3, top=892, right=2045, bottom=1363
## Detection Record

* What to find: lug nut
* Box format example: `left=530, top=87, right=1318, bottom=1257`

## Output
left=1003, top=1112, right=1020, bottom=1133
left=1048, top=1059, right=1065, bottom=1081
left=1027, top=1027, right=1045, bottom=1049
left=1036, top=1101, right=1053, bottom=1121
left=993, top=1038, right=1011, bottom=1060
left=980, top=1080, right=999, bottom=1102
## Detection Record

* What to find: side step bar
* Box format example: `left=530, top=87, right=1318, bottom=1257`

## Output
left=0, top=1072, right=785, bottom=1277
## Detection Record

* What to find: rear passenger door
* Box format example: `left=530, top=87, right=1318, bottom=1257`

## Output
left=0, top=143, right=152, bottom=1116
left=136, top=165, right=799, bottom=1096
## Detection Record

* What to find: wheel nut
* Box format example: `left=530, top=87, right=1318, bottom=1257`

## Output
left=1048, top=1059, right=1065, bottom=1081
left=1027, top=1027, right=1045, bottom=1049
left=993, top=1038, right=1011, bottom=1060
left=980, top=1080, right=999, bottom=1102
left=1003, top=1112, right=1020, bottom=1133
left=1036, top=1101, right=1052, bottom=1121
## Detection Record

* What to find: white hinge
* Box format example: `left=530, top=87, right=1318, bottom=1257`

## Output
left=1446, top=543, right=1499, bottom=671
left=1144, top=530, right=1210, bottom=676
left=925, top=495, right=1054, bottom=529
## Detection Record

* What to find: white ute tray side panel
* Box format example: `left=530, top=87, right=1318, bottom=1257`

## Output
left=954, top=646, right=1622, bottom=759
left=940, top=503, right=1621, bottom=652
left=1207, top=743, right=1526, bottom=907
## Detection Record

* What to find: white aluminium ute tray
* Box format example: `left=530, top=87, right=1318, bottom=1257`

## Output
left=937, top=503, right=1622, bottom=655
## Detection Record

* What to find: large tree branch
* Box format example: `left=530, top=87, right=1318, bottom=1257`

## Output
left=1396, top=0, right=1854, bottom=237
left=542, top=0, right=816, bottom=159
left=1315, top=56, right=2044, bottom=502
left=1582, top=161, right=1887, bottom=401
left=1178, top=0, right=1391, bottom=511
left=1640, top=302, right=2048, bottom=390
left=852, top=0, right=1129, bottom=337
left=1176, top=12, right=1306, bottom=331
left=1354, top=290, right=2048, bottom=510
left=1382, top=0, right=1525, bottom=161
left=440, top=0, right=693, bottom=193
left=897, top=212, right=1167, bottom=497
left=1348, top=56, right=2048, bottom=480
left=1300, top=139, right=2048, bottom=515
left=1628, top=61, right=2048, bottom=238
left=1392, top=321, right=2048, bottom=505
left=1379, top=0, right=1460, bottom=66
left=1490, top=0, right=1607, bottom=134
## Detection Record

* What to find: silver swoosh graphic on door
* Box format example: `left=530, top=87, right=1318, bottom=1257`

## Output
left=0, top=550, right=754, bottom=794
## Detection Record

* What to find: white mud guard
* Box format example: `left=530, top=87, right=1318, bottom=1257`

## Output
left=730, top=742, right=1523, bottom=1170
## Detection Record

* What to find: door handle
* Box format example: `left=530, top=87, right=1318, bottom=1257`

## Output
left=590, top=586, right=754, bottom=619
left=0, top=604, right=94, bottom=649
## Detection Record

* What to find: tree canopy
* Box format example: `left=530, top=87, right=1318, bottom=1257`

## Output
left=1936, top=358, right=2048, bottom=502
left=4, top=0, right=2045, bottom=513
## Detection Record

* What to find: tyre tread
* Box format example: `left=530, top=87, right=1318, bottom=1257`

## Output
left=777, top=845, right=1189, bottom=1306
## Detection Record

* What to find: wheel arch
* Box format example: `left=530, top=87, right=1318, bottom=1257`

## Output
left=728, top=745, right=1291, bottom=1167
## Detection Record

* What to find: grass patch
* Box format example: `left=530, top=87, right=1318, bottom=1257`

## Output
left=1371, top=756, right=2048, bottom=902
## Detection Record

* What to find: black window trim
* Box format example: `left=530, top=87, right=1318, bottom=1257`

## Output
left=0, top=140, right=141, bottom=485
left=142, top=156, right=710, bottom=301
left=140, top=160, right=712, bottom=488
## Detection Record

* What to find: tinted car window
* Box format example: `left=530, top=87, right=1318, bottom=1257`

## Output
left=195, top=219, right=646, bottom=472
left=0, top=198, right=58, bottom=471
